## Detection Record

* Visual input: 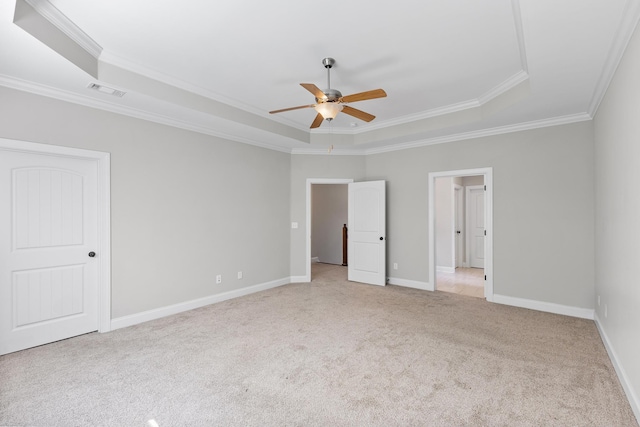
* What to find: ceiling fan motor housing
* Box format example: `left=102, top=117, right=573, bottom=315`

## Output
left=319, top=88, right=342, bottom=103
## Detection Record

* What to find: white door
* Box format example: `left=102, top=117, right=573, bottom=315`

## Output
left=348, top=181, right=386, bottom=286
left=0, top=150, right=99, bottom=355
left=466, top=186, right=485, bottom=268
left=454, top=185, right=464, bottom=268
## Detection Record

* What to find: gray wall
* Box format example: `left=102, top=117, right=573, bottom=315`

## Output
left=0, top=86, right=291, bottom=319
left=311, top=184, right=347, bottom=265
left=1, top=86, right=597, bottom=316
left=593, top=20, right=640, bottom=415
left=365, top=121, right=595, bottom=308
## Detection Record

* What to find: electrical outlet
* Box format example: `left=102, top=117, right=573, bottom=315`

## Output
left=237, top=271, right=243, bottom=279
left=393, top=262, right=398, bottom=270
left=216, top=274, right=222, bottom=284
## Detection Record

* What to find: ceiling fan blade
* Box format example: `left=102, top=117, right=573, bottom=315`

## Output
left=341, top=105, right=375, bottom=122
left=300, top=83, right=326, bottom=100
left=269, top=104, right=315, bottom=114
left=341, top=88, right=387, bottom=103
left=310, top=113, right=324, bottom=128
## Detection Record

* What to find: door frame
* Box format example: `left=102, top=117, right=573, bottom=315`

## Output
left=304, top=178, right=353, bottom=282
left=0, top=138, right=111, bottom=332
left=428, top=168, right=493, bottom=301
left=465, top=185, right=485, bottom=269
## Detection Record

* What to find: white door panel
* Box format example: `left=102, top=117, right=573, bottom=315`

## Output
left=348, top=181, right=386, bottom=286
left=467, top=186, right=485, bottom=268
left=1, top=151, right=99, bottom=355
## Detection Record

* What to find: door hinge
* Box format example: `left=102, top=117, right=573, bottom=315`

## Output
left=484, top=185, right=486, bottom=191
left=484, top=275, right=487, bottom=280
left=484, top=230, right=486, bottom=236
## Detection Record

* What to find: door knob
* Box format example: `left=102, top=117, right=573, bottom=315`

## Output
left=88, top=252, right=96, bottom=258
left=380, top=237, right=384, bottom=240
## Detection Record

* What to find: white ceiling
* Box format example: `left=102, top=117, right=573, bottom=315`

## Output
left=1, top=0, right=639, bottom=153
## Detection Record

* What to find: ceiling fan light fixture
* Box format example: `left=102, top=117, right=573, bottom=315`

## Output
left=314, top=102, right=344, bottom=120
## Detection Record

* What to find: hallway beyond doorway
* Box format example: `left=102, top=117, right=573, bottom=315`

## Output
left=437, top=268, right=484, bottom=298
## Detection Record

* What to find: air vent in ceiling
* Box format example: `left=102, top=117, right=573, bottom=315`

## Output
left=87, top=83, right=126, bottom=98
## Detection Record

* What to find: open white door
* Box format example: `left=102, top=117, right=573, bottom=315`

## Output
left=467, top=185, right=485, bottom=268
left=348, top=181, right=386, bottom=286
left=0, top=149, right=99, bottom=355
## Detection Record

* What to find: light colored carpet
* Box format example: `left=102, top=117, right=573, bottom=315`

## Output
left=1, top=263, right=637, bottom=426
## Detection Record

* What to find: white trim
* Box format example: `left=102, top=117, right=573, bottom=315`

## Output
left=291, top=148, right=363, bottom=156
left=478, top=70, right=529, bottom=105
left=388, top=277, right=430, bottom=291
left=0, top=137, right=111, bottom=333
left=0, top=75, right=294, bottom=154
left=0, top=73, right=592, bottom=157
left=493, top=294, right=594, bottom=319
left=364, top=113, right=592, bottom=155
left=290, top=275, right=308, bottom=283
left=21, top=0, right=103, bottom=59
left=588, top=0, right=640, bottom=116
left=594, top=314, right=640, bottom=422
left=429, top=168, right=493, bottom=301
left=111, top=277, right=291, bottom=330
left=304, top=178, right=353, bottom=283
left=98, top=51, right=276, bottom=123
left=436, top=266, right=456, bottom=274
left=333, top=71, right=529, bottom=134
left=311, top=257, right=320, bottom=263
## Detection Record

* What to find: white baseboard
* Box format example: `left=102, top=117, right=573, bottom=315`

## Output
left=492, top=294, right=594, bottom=319
left=311, top=257, right=320, bottom=263
left=290, top=275, right=308, bottom=283
left=388, top=277, right=431, bottom=291
left=110, top=277, right=291, bottom=330
left=436, top=266, right=455, bottom=274
left=594, top=314, right=640, bottom=423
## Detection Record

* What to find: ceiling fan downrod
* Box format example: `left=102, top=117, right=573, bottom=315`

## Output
left=322, top=57, right=335, bottom=90
left=321, top=58, right=341, bottom=102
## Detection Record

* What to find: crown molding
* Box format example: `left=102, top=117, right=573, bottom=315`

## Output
left=289, top=113, right=592, bottom=156
left=0, top=74, right=292, bottom=154
left=328, top=70, right=529, bottom=136
left=22, top=0, right=102, bottom=59
left=1, top=73, right=592, bottom=157
left=363, top=113, right=593, bottom=155
left=477, top=70, right=529, bottom=105
left=290, top=147, right=363, bottom=156
left=14, top=1, right=533, bottom=140
left=588, top=0, right=640, bottom=116
left=99, top=51, right=278, bottom=123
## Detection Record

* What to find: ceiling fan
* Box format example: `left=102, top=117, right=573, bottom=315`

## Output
left=269, top=58, right=387, bottom=129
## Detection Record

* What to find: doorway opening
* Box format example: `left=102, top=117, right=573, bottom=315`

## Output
left=310, top=182, right=349, bottom=281
left=428, top=168, right=493, bottom=301
left=305, top=178, right=353, bottom=282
